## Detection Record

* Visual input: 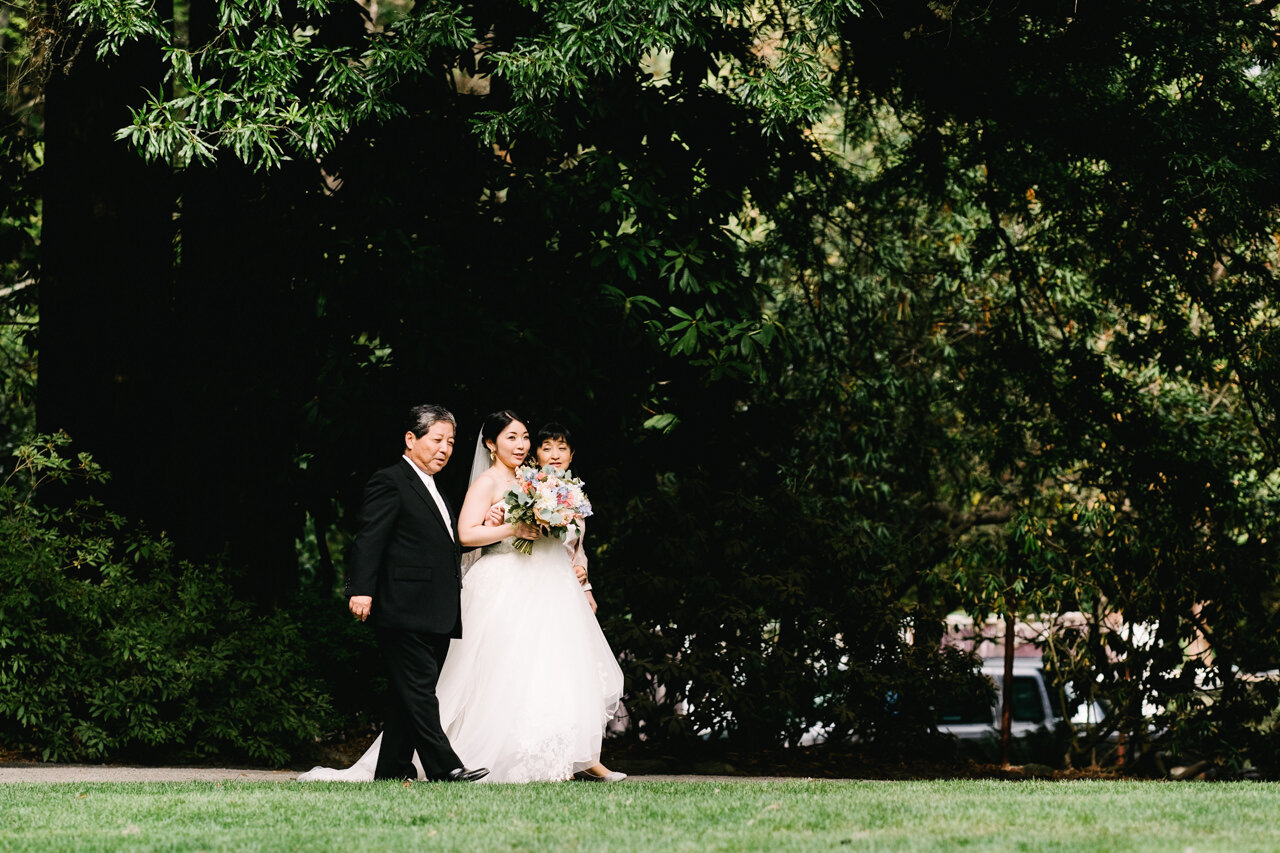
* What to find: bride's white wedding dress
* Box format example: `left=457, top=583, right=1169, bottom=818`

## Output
left=299, top=528, right=623, bottom=783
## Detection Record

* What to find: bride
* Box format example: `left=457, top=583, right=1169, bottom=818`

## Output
left=300, top=410, right=624, bottom=783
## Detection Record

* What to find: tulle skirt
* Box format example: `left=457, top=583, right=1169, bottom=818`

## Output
left=299, top=537, right=623, bottom=783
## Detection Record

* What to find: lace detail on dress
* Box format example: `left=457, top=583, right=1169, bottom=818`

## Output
left=504, top=715, right=578, bottom=783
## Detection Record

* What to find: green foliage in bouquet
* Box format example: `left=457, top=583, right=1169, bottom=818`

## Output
left=0, top=433, right=335, bottom=764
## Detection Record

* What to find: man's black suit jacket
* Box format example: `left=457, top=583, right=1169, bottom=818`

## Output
left=345, top=459, right=463, bottom=637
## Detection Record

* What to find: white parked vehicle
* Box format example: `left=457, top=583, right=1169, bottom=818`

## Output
left=936, top=657, right=1105, bottom=741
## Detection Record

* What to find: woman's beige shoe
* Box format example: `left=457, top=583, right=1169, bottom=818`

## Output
left=572, top=769, right=628, bottom=782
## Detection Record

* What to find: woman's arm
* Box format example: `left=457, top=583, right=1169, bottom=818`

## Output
left=458, top=473, right=516, bottom=547
left=572, top=520, right=597, bottom=613
left=458, top=472, right=540, bottom=547
left=571, top=518, right=589, bottom=579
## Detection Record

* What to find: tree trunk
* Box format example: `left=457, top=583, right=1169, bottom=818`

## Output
left=39, top=24, right=173, bottom=502
left=40, top=5, right=307, bottom=604
left=1000, top=611, right=1015, bottom=769
left=165, top=157, right=308, bottom=602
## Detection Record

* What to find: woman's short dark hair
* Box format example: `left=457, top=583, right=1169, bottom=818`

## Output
left=536, top=422, right=573, bottom=450
left=407, top=404, right=456, bottom=438
left=481, top=410, right=526, bottom=446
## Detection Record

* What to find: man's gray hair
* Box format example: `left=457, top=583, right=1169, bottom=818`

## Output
left=407, top=404, right=456, bottom=438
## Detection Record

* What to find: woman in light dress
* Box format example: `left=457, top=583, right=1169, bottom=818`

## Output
left=533, top=422, right=598, bottom=615
left=524, top=421, right=615, bottom=776
left=300, top=411, right=624, bottom=783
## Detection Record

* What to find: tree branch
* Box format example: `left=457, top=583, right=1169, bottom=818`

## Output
left=0, top=277, right=35, bottom=300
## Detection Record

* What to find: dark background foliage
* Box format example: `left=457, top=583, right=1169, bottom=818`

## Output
left=3, top=0, right=1280, bottom=773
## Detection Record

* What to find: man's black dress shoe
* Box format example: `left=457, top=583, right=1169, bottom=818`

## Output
left=431, top=766, right=489, bottom=782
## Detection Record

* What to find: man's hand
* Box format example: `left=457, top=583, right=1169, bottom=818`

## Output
left=349, top=595, right=373, bottom=622
left=485, top=502, right=506, bottom=526
left=574, top=564, right=588, bottom=585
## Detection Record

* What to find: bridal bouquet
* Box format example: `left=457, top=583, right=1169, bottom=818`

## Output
left=503, top=464, right=593, bottom=555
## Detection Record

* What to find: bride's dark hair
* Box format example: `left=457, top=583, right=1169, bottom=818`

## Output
left=481, top=410, right=526, bottom=449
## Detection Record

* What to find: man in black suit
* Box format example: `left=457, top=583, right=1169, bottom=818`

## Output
left=345, top=404, right=488, bottom=782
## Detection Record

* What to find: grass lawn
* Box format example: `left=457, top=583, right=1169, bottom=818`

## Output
left=2, top=778, right=1279, bottom=852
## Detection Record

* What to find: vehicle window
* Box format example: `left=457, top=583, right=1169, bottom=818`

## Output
left=1011, top=676, right=1045, bottom=723
left=937, top=692, right=994, bottom=726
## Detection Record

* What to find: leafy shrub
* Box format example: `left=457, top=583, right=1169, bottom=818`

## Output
left=598, top=452, right=994, bottom=755
left=0, top=433, right=335, bottom=764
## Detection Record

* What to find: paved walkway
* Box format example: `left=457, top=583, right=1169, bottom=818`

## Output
left=0, top=764, right=796, bottom=784
left=0, top=765, right=299, bottom=783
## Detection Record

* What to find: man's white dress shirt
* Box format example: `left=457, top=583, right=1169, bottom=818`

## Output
left=403, top=456, right=454, bottom=541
